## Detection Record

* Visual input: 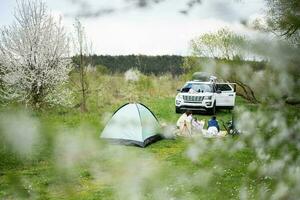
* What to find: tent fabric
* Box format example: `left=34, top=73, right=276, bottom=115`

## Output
left=100, top=103, right=161, bottom=147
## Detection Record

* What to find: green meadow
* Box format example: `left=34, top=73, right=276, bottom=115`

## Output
left=1, top=72, right=287, bottom=200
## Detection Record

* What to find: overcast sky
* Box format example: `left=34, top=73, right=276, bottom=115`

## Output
left=0, top=0, right=266, bottom=55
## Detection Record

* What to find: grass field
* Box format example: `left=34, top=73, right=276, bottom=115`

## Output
left=0, top=73, right=298, bottom=199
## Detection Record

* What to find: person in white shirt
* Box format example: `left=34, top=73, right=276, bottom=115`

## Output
left=176, top=110, right=193, bottom=137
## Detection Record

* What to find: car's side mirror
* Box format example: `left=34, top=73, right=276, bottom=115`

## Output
left=216, top=89, right=222, bottom=94
left=176, top=89, right=181, bottom=92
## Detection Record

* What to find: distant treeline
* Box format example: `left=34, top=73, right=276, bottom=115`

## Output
left=72, top=55, right=266, bottom=76
left=73, top=55, right=184, bottom=75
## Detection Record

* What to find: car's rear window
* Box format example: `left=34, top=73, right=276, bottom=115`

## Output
left=181, top=83, right=213, bottom=93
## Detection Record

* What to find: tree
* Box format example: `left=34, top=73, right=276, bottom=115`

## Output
left=190, top=28, right=247, bottom=60
left=266, top=0, right=300, bottom=38
left=190, top=33, right=218, bottom=58
left=0, top=0, right=71, bottom=108
left=72, top=19, right=92, bottom=112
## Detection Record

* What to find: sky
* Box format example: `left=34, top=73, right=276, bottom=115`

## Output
left=0, top=0, right=266, bottom=55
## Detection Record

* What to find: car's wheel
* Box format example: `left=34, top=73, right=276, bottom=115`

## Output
left=208, top=102, right=216, bottom=115
left=175, top=107, right=181, bottom=113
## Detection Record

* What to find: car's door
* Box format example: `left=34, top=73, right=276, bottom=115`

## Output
left=215, top=83, right=236, bottom=107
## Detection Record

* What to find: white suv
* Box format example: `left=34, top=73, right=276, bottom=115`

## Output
left=175, top=80, right=236, bottom=114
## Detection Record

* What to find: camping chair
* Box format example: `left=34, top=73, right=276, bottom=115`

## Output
left=182, top=121, right=192, bottom=137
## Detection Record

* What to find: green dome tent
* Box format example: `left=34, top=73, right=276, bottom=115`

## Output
left=100, top=103, right=161, bottom=147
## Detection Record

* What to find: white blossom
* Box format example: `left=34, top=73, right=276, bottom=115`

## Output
left=0, top=0, right=72, bottom=107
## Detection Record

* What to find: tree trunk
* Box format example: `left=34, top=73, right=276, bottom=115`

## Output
left=31, top=84, right=43, bottom=109
left=79, top=53, right=88, bottom=112
left=234, top=79, right=260, bottom=104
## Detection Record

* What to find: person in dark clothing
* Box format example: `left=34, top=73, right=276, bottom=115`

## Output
left=207, top=116, right=220, bottom=132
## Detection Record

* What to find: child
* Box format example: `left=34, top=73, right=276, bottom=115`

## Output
left=192, top=117, right=205, bottom=133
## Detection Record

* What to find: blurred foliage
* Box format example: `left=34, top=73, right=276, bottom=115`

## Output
left=1, top=0, right=300, bottom=199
